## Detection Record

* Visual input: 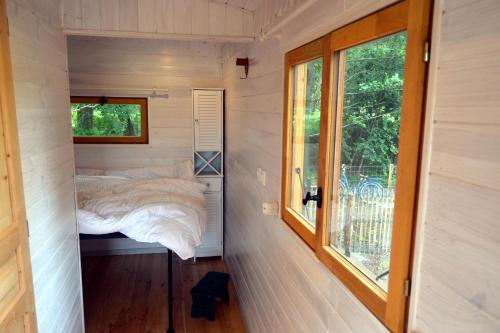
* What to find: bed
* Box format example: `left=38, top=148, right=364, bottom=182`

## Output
left=76, top=161, right=207, bottom=333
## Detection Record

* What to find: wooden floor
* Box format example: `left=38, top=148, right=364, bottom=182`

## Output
left=81, top=254, right=246, bottom=333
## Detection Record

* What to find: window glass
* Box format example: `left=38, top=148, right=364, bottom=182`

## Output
left=289, top=58, right=323, bottom=228
left=71, top=102, right=142, bottom=137
left=329, top=32, right=407, bottom=291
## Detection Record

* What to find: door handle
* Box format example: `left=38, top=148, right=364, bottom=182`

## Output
left=302, top=187, right=322, bottom=209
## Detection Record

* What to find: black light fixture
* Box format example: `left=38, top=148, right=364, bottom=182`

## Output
left=236, top=57, right=249, bottom=79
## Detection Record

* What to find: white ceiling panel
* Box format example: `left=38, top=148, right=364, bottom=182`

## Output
left=211, top=0, right=264, bottom=12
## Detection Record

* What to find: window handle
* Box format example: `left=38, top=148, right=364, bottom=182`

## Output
left=302, top=187, right=322, bottom=209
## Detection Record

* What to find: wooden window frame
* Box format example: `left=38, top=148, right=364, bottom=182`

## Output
left=281, top=36, right=326, bottom=249
left=280, top=1, right=432, bottom=332
left=71, top=96, right=149, bottom=144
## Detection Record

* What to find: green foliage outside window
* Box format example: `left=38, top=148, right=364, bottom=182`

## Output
left=302, top=58, right=323, bottom=189
left=303, top=32, right=406, bottom=185
left=71, top=103, right=142, bottom=137
left=341, top=32, right=406, bottom=175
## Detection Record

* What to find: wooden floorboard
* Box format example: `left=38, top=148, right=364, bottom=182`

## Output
left=81, top=254, right=246, bottom=333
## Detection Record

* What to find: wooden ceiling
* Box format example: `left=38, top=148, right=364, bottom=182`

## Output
left=61, top=0, right=306, bottom=42
left=211, top=0, right=262, bottom=12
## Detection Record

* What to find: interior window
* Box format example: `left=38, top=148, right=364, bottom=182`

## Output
left=71, top=96, right=148, bottom=144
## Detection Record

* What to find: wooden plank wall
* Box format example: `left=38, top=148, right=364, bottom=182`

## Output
left=222, top=1, right=397, bottom=332
left=68, top=36, right=223, bottom=169
left=62, top=0, right=254, bottom=40
left=409, top=0, right=500, bottom=332
left=6, top=0, right=85, bottom=332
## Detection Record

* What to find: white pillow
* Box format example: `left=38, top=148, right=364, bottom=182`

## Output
left=104, top=160, right=194, bottom=180
left=104, top=165, right=174, bottom=179
left=75, top=168, right=104, bottom=176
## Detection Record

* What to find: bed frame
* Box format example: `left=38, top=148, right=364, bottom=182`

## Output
left=80, top=233, right=175, bottom=333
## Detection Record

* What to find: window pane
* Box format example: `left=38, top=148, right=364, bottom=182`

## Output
left=289, top=57, right=322, bottom=228
left=71, top=102, right=142, bottom=137
left=329, top=32, right=407, bottom=291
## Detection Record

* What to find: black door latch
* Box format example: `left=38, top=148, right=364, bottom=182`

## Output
left=302, top=187, right=322, bottom=209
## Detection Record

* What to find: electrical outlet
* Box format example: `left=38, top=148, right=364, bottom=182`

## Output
left=262, top=202, right=279, bottom=215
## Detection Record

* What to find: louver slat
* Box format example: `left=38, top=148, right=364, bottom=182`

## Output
left=194, top=90, right=222, bottom=151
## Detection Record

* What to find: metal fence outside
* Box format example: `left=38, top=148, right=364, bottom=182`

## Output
left=304, top=164, right=397, bottom=257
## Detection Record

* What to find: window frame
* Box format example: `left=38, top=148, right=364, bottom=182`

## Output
left=281, top=36, right=327, bottom=249
left=71, top=96, right=149, bottom=144
left=280, top=1, right=432, bottom=332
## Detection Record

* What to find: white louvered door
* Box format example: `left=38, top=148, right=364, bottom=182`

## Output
left=193, top=90, right=222, bottom=151
left=193, top=89, right=223, bottom=257
left=196, top=187, right=223, bottom=257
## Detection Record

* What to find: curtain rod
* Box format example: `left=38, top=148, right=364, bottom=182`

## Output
left=71, top=87, right=169, bottom=98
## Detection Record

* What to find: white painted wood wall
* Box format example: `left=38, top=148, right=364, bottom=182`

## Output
left=62, top=0, right=254, bottom=41
left=409, top=0, right=500, bottom=332
left=6, top=1, right=84, bottom=332
left=68, top=36, right=223, bottom=169
left=222, top=1, right=397, bottom=332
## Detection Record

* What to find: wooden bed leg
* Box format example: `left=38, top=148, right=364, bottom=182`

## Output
left=167, top=249, right=175, bottom=333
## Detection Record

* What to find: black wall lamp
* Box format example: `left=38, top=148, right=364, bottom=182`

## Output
left=236, top=57, right=249, bottom=79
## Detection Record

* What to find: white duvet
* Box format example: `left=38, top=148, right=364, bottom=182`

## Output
left=76, top=175, right=207, bottom=259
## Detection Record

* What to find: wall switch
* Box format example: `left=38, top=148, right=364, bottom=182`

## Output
left=260, top=169, right=266, bottom=186
left=256, top=167, right=266, bottom=186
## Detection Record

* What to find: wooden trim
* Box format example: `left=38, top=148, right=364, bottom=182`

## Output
left=290, top=64, right=308, bottom=212
left=328, top=51, right=346, bottom=248
left=63, top=29, right=255, bottom=44
left=71, top=96, right=149, bottom=144
left=385, top=0, right=432, bottom=331
left=330, top=1, right=408, bottom=51
left=314, top=33, right=334, bottom=251
left=0, top=0, right=37, bottom=329
left=281, top=37, right=326, bottom=249
left=286, top=37, right=325, bottom=65
left=281, top=56, right=292, bottom=230
left=282, top=208, right=316, bottom=247
left=317, top=247, right=387, bottom=316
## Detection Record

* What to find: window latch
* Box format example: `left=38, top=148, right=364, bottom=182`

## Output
left=302, top=187, right=323, bottom=209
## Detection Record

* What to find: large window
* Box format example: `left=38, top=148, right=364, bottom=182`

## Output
left=281, top=1, right=431, bottom=331
left=71, top=96, right=148, bottom=144
left=330, top=31, right=407, bottom=292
